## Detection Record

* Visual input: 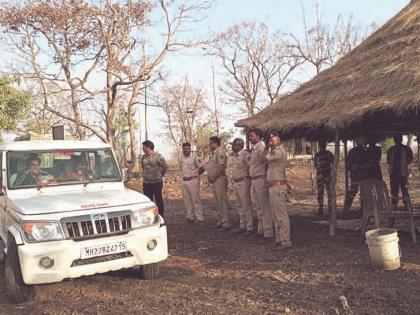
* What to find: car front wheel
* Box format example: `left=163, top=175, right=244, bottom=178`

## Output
left=5, top=236, right=35, bottom=303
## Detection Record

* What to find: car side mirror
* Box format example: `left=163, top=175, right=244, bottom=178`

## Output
left=122, top=168, right=130, bottom=183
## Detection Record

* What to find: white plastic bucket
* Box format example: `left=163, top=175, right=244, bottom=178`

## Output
left=365, top=228, right=401, bottom=270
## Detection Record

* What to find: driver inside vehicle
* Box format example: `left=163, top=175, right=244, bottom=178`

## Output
left=13, top=155, right=56, bottom=187
left=64, top=157, right=93, bottom=181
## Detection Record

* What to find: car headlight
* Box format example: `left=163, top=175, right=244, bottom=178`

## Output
left=132, top=206, right=159, bottom=228
left=22, top=221, right=65, bottom=242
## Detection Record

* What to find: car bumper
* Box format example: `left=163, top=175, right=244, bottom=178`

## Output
left=18, top=223, right=168, bottom=285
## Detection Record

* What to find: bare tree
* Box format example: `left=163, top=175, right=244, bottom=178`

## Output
left=159, top=77, right=214, bottom=161
left=284, top=3, right=376, bottom=155
left=0, top=0, right=211, bottom=164
left=287, top=3, right=376, bottom=76
left=208, top=21, right=301, bottom=117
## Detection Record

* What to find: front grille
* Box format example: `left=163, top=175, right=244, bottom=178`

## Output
left=62, top=211, right=132, bottom=240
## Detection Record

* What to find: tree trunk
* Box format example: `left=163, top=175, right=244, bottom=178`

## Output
left=106, top=72, right=117, bottom=147
left=70, top=89, right=85, bottom=140
left=329, top=134, right=340, bottom=237
left=127, top=104, right=137, bottom=167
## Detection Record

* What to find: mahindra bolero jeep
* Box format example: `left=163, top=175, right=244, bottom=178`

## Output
left=0, top=140, right=168, bottom=302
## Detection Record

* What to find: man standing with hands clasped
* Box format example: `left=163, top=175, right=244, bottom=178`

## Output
left=387, top=135, right=414, bottom=211
left=141, top=140, right=167, bottom=218
left=248, top=128, right=273, bottom=239
left=207, top=136, right=231, bottom=229
left=230, top=138, right=254, bottom=234
left=264, top=132, right=292, bottom=251
left=180, top=142, right=205, bottom=223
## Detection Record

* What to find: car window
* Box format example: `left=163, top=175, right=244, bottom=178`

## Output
left=8, top=149, right=121, bottom=189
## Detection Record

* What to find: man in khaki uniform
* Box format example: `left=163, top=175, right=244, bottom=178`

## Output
left=231, top=138, right=254, bottom=234
left=248, top=128, right=273, bottom=238
left=266, top=133, right=291, bottom=250
left=207, top=136, right=231, bottom=229
left=180, top=143, right=204, bottom=223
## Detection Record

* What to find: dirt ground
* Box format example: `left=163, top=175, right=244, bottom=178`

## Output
left=1, top=161, right=420, bottom=314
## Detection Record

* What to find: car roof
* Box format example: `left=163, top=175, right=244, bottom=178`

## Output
left=0, top=140, right=111, bottom=151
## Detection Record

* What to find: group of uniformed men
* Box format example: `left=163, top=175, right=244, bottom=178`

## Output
left=313, top=135, right=414, bottom=215
left=140, top=129, right=292, bottom=251
left=139, top=130, right=414, bottom=251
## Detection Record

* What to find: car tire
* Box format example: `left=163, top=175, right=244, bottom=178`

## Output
left=5, top=236, right=35, bottom=303
left=139, top=263, right=160, bottom=280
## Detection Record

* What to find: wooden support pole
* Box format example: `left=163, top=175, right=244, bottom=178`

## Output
left=329, top=134, right=340, bottom=236
left=343, top=140, right=349, bottom=196
left=417, top=134, right=420, bottom=175
left=245, top=128, right=250, bottom=151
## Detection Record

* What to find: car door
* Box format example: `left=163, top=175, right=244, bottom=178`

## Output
left=0, top=151, right=6, bottom=243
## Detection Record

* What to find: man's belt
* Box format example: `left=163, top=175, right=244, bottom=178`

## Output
left=233, top=176, right=250, bottom=183
left=268, top=180, right=288, bottom=187
left=250, top=175, right=265, bottom=180
left=182, top=175, right=198, bottom=181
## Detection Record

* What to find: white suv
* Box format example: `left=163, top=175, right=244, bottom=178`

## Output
left=0, top=140, right=168, bottom=302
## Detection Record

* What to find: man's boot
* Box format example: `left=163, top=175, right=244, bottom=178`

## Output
left=403, top=199, right=412, bottom=212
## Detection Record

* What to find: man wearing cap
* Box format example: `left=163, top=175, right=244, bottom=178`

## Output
left=207, top=136, right=231, bottom=229
left=265, top=133, right=292, bottom=250
left=248, top=128, right=273, bottom=238
left=180, top=142, right=205, bottom=223
left=231, top=138, right=254, bottom=234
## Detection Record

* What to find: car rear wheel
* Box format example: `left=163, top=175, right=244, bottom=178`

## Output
left=139, top=263, right=160, bottom=280
left=5, top=236, right=35, bottom=303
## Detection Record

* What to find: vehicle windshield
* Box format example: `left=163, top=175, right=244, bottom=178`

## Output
left=7, top=149, right=121, bottom=189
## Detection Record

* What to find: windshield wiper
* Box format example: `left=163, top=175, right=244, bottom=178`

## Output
left=83, top=174, right=95, bottom=187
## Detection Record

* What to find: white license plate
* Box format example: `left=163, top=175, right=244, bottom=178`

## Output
left=80, top=241, right=127, bottom=259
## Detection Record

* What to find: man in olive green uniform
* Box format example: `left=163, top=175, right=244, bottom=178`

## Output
left=248, top=128, right=273, bottom=238
left=344, top=136, right=370, bottom=212
left=231, top=138, right=254, bottom=234
left=266, top=133, right=291, bottom=250
left=14, top=155, right=56, bottom=187
left=141, top=140, right=167, bottom=217
left=207, top=136, right=231, bottom=229
left=387, top=135, right=414, bottom=210
left=313, top=140, right=334, bottom=216
left=180, top=143, right=204, bottom=222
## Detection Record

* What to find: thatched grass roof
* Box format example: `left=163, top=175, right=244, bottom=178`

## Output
left=236, top=0, right=420, bottom=140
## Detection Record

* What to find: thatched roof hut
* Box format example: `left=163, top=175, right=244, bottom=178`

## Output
left=236, top=0, right=420, bottom=140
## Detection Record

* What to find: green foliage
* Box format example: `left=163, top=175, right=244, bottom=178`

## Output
left=282, top=140, right=294, bottom=153
left=381, top=137, right=394, bottom=153
left=194, top=126, right=233, bottom=160
left=0, top=76, right=31, bottom=130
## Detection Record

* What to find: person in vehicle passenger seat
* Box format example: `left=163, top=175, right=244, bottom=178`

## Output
left=64, top=157, right=92, bottom=181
